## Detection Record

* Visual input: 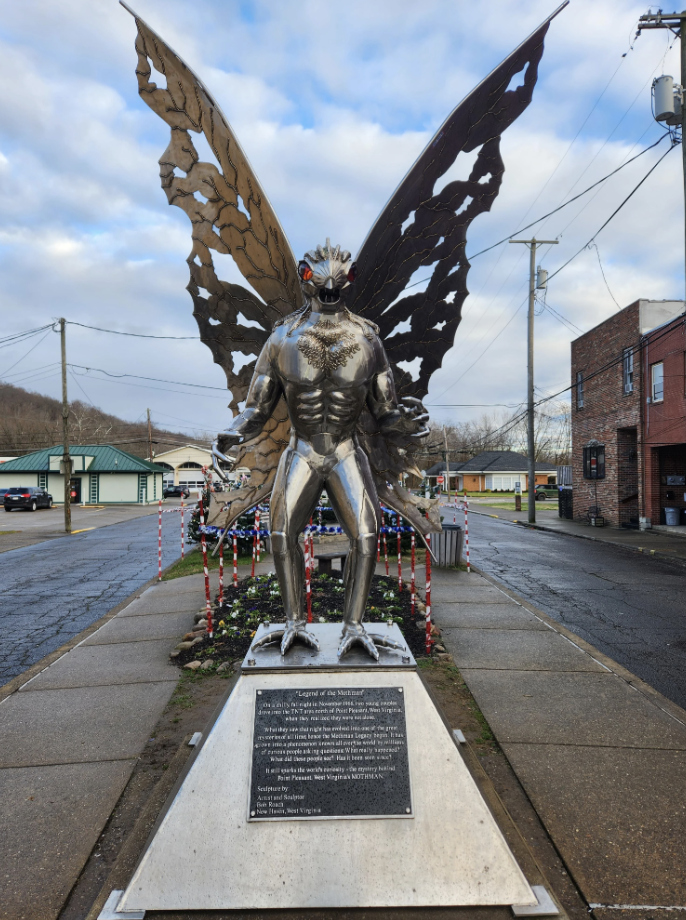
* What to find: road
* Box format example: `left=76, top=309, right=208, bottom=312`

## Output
left=467, top=513, right=686, bottom=711
left=0, top=514, right=183, bottom=687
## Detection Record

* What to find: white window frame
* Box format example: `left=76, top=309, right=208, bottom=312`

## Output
left=651, top=361, right=664, bottom=403
left=623, top=348, right=634, bottom=394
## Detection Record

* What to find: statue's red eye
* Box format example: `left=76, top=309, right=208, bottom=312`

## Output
left=347, top=263, right=357, bottom=283
left=299, top=262, right=313, bottom=282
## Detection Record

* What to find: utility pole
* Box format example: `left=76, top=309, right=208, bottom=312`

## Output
left=443, top=425, right=451, bottom=504
left=59, top=318, right=72, bottom=534
left=509, top=238, right=558, bottom=523
left=147, top=408, right=153, bottom=461
left=637, top=11, right=686, bottom=298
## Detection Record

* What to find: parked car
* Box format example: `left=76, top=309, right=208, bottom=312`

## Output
left=4, top=486, right=53, bottom=511
left=535, top=484, right=558, bottom=501
left=163, top=485, right=190, bottom=499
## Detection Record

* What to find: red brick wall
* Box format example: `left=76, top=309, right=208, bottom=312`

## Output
left=642, top=318, right=686, bottom=523
left=571, top=302, right=642, bottom=526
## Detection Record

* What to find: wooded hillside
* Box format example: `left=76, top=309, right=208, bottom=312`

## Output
left=0, top=383, right=207, bottom=458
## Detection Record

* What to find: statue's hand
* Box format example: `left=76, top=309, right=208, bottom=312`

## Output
left=398, top=396, right=430, bottom=439
left=212, top=433, right=242, bottom=482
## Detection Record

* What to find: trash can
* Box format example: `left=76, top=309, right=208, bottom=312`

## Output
left=433, top=523, right=463, bottom=567
left=664, top=507, right=680, bottom=526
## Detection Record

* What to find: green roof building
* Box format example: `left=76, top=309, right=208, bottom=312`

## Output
left=0, top=445, right=168, bottom=505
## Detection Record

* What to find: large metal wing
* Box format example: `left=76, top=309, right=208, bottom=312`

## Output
left=350, top=3, right=567, bottom=401
left=121, top=1, right=302, bottom=414
left=122, top=3, right=300, bottom=525
left=351, top=4, right=567, bottom=539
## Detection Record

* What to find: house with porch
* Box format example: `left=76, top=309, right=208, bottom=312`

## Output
left=426, top=451, right=557, bottom=492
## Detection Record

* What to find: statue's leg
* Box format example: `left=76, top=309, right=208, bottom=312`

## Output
left=327, top=446, right=404, bottom=659
left=253, top=446, right=322, bottom=655
left=327, top=445, right=380, bottom=628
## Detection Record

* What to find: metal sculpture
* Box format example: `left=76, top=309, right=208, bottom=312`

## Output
left=121, top=0, right=564, bottom=657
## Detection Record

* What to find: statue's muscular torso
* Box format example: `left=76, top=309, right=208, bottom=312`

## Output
left=227, top=309, right=399, bottom=455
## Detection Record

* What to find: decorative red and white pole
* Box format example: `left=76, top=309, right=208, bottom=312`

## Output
left=382, top=512, right=389, bottom=576
left=180, top=498, right=185, bottom=560
left=425, top=531, right=432, bottom=654
left=255, top=507, right=261, bottom=563
left=305, top=527, right=312, bottom=624
left=397, top=517, right=402, bottom=592
left=464, top=490, right=470, bottom=573
left=251, top=511, right=257, bottom=578
left=199, top=495, right=213, bottom=637
left=233, top=532, right=238, bottom=587
left=218, top=539, right=224, bottom=606
left=157, top=499, right=162, bottom=581
left=410, top=531, right=416, bottom=617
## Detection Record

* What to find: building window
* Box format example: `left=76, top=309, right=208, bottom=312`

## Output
left=583, top=444, right=605, bottom=480
left=651, top=361, right=664, bottom=402
left=38, top=472, right=47, bottom=489
left=576, top=371, right=584, bottom=409
left=623, top=348, right=634, bottom=394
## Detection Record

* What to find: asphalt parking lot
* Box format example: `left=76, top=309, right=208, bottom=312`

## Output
left=0, top=500, right=189, bottom=553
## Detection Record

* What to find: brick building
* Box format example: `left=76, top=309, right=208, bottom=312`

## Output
left=571, top=299, right=685, bottom=528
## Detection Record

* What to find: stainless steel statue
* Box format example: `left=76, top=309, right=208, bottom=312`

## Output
left=213, top=242, right=429, bottom=658
left=121, top=0, right=558, bottom=655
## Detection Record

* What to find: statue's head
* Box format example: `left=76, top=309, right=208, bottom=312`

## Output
left=298, top=239, right=356, bottom=309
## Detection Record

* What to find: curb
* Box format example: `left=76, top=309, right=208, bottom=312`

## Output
left=467, top=563, right=686, bottom=730
left=466, top=507, right=686, bottom=567
left=0, top=554, right=183, bottom=704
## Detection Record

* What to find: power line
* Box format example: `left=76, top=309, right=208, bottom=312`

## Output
left=69, top=364, right=230, bottom=392
left=66, top=321, right=200, bottom=340
left=546, top=141, right=677, bottom=283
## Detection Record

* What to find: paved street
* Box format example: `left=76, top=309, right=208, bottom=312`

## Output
left=0, top=515, right=184, bottom=687
left=467, top=513, right=686, bottom=710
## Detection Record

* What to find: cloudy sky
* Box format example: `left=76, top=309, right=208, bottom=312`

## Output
left=0, top=0, right=683, bottom=444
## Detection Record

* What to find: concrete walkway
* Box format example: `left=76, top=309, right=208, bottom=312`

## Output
left=3, top=555, right=685, bottom=918
left=462, top=502, right=686, bottom=564
left=0, top=565, right=243, bottom=920
left=429, top=566, right=686, bottom=913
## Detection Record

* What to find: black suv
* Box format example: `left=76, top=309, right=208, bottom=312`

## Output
left=4, top=487, right=53, bottom=512
left=163, top=485, right=190, bottom=499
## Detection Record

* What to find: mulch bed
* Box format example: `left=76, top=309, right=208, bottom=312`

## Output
left=172, top=571, right=431, bottom=668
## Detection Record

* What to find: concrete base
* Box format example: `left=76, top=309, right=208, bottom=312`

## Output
left=118, top=669, right=535, bottom=912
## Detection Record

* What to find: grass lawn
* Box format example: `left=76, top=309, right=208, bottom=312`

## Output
left=163, top=547, right=266, bottom=580
left=477, top=500, right=557, bottom=511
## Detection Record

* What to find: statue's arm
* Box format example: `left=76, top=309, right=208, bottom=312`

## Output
left=216, top=339, right=281, bottom=452
left=366, top=342, right=429, bottom=441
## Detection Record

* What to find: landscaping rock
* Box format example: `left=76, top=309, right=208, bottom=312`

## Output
left=184, top=660, right=202, bottom=671
left=216, top=662, right=232, bottom=674
left=200, top=659, right=214, bottom=670
left=169, top=650, right=180, bottom=659
left=196, top=618, right=208, bottom=628
left=175, top=641, right=194, bottom=650
left=190, top=636, right=204, bottom=646
left=430, top=624, right=441, bottom=637
left=183, top=632, right=196, bottom=642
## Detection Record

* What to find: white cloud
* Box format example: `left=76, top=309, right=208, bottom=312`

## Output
left=0, top=0, right=682, bottom=439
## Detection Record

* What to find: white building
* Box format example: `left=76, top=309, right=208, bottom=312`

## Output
left=151, top=444, right=250, bottom=491
left=0, top=445, right=166, bottom=504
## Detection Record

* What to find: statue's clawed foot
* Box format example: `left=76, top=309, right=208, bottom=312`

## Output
left=252, top=620, right=320, bottom=656
left=337, top=623, right=405, bottom=661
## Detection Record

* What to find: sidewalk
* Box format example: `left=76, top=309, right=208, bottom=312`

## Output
left=457, top=501, right=686, bottom=564
left=0, top=562, right=273, bottom=920
left=2, top=557, right=684, bottom=918
left=427, top=565, right=686, bottom=914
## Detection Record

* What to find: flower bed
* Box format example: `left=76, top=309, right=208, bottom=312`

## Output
left=172, top=571, right=430, bottom=668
